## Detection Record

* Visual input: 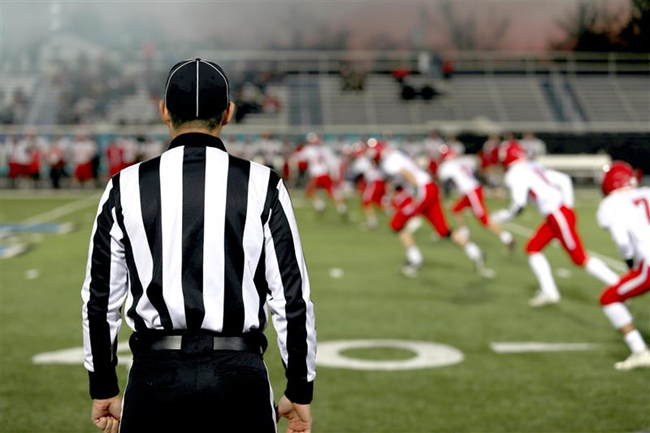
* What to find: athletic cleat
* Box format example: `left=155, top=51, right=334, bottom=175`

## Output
left=506, top=238, right=516, bottom=254
left=528, top=292, right=560, bottom=308
left=400, top=263, right=421, bottom=278
left=614, top=349, right=650, bottom=371
left=479, top=267, right=497, bottom=279
left=474, top=251, right=488, bottom=276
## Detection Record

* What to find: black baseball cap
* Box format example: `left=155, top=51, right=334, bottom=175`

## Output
left=164, top=58, right=230, bottom=120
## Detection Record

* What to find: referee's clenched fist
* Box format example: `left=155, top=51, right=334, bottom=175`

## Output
left=82, top=59, right=316, bottom=432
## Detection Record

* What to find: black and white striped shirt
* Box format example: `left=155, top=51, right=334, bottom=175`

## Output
left=81, top=133, right=316, bottom=403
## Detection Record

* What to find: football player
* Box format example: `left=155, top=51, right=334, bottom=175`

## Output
left=597, top=161, right=650, bottom=370
left=492, top=142, right=619, bottom=307
left=368, top=140, right=485, bottom=277
left=436, top=145, right=514, bottom=250
left=349, top=140, right=387, bottom=230
left=293, top=133, right=348, bottom=217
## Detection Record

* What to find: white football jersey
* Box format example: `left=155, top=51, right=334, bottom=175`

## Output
left=380, top=150, right=432, bottom=187
left=504, top=161, right=565, bottom=216
left=298, top=144, right=336, bottom=178
left=423, top=138, right=444, bottom=159
left=10, top=139, right=32, bottom=164
left=437, top=159, right=479, bottom=195
left=142, top=139, right=164, bottom=161
left=597, top=187, right=650, bottom=264
left=446, top=140, right=466, bottom=156
left=351, top=155, right=384, bottom=183
left=121, top=138, right=139, bottom=164
left=73, top=139, right=98, bottom=165
left=544, top=169, right=574, bottom=209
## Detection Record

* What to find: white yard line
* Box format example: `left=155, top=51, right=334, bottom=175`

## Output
left=490, top=342, right=598, bottom=353
left=21, top=195, right=99, bottom=225
left=505, top=221, right=627, bottom=273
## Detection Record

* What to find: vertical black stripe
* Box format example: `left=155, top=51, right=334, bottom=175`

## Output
left=261, top=171, right=280, bottom=225
left=268, top=185, right=308, bottom=382
left=182, top=147, right=207, bottom=329
left=254, top=171, right=281, bottom=331
left=87, top=180, right=118, bottom=375
left=139, top=158, right=173, bottom=330
left=113, top=174, right=147, bottom=332
left=222, top=155, right=250, bottom=334
left=253, top=244, right=269, bottom=331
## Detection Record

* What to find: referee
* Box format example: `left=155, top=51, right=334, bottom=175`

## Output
left=81, top=59, right=316, bottom=433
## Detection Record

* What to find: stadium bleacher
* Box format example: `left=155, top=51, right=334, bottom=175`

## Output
left=3, top=51, right=648, bottom=130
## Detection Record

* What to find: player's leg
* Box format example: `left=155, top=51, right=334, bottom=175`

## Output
left=551, top=207, right=619, bottom=285
left=600, top=262, right=650, bottom=370
left=324, top=176, right=347, bottom=217
left=305, top=177, right=324, bottom=212
left=361, top=182, right=377, bottom=229
left=450, top=195, right=469, bottom=240
left=424, top=186, right=484, bottom=273
left=471, top=187, right=514, bottom=250
left=526, top=221, right=560, bottom=306
left=391, top=207, right=422, bottom=277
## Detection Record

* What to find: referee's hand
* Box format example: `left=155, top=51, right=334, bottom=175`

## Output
left=278, top=395, right=312, bottom=433
left=91, top=395, right=121, bottom=433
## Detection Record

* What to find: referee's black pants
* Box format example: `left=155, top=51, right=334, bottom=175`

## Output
left=120, top=338, right=277, bottom=432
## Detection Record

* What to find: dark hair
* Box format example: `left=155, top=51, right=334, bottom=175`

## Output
left=169, top=110, right=226, bottom=131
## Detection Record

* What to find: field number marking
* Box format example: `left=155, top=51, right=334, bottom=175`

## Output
left=316, top=339, right=465, bottom=370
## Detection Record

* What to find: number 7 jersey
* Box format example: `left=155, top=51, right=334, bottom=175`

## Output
left=597, top=187, right=650, bottom=264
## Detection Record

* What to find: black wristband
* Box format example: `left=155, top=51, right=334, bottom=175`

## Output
left=626, top=258, right=634, bottom=270
left=285, top=380, right=314, bottom=405
left=88, top=370, right=119, bottom=400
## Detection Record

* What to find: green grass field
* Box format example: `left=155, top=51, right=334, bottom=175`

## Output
left=1, top=189, right=649, bottom=432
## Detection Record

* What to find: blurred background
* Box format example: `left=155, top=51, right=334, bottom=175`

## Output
left=1, top=1, right=649, bottom=432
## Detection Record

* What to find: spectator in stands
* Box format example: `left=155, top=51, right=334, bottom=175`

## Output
left=392, top=65, right=410, bottom=83
left=339, top=62, right=366, bottom=91
left=442, top=59, right=454, bottom=80
left=520, top=131, right=547, bottom=160
left=234, top=86, right=262, bottom=123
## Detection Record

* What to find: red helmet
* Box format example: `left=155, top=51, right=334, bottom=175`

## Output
left=602, top=161, right=637, bottom=196
left=499, top=141, right=526, bottom=168
left=438, top=144, right=457, bottom=162
left=366, top=138, right=387, bottom=162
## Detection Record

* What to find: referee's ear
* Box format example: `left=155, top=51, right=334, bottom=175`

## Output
left=221, top=102, right=236, bottom=127
left=159, top=100, right=172, bottom=127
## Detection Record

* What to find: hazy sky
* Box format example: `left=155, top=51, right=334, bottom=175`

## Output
left=1, top=1, right=631, bottom=52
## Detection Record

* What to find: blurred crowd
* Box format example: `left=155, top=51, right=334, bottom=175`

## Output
left=53, top=57, right=139, bottom=125
left=1, top=59, right=284, bottom=126
left=0, top=130, right=546, bottom=190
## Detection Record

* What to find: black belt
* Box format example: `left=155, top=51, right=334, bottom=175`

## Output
left=130, top=331, right=266, bottom=355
